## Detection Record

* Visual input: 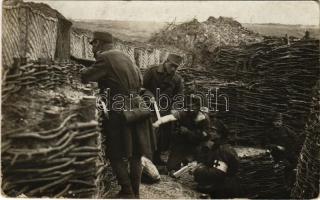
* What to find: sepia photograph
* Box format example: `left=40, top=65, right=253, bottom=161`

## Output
left=1, top=0, right=319, bottom=199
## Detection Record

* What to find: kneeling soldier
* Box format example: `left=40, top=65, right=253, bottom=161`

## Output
left=153, top=96, right=212, bottom=171
left=193, top=120, right=240, bottom=199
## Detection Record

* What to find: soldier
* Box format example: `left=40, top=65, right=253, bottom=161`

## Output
left=302, top=30, right=310, bottom=40
left=264, top=113, right=299, bottom=193
left=80, top=31, right=156, bottom=198
left=192, top=119, right=240, bottom=199
left=143, top=53, right=184, bottom=165
left=153, top=96, right=212, bottom=171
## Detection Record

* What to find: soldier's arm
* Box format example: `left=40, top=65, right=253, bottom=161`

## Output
left=181, top=127, right=209, bottom=142
left=153, top=110, right=186, bottom=128
left=221, top=145, right=240, bottom=176
left=181, top=112, right=211, bottom=141
left=142, top=68, right=154, bottom=92
left=215, top=119, right=230, bottom=141
left=193, top=164, right=219, bottom=183
left=80, top=55, right=108, bottom=83
left=199, top=115, right=213, bottom=140
left=152, top=114, right=177, bottom=128
left=70, top=55, right=95, bottom=67
left=136, top=66, right=143, bottom=86
left=175, top=75, right=184, bottom=95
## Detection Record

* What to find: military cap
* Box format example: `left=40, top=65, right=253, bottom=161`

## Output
left=166, top=53, right=183, bottom=67
left=273, top=112, right=283, bottom=126
left=90, top=31, right=113, bottom=44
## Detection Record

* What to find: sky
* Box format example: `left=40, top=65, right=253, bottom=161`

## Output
left=26, top=1, right=319, bottom=25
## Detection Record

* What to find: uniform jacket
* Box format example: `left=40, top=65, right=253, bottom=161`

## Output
left=143, top=64, right=184, bottom=151
left=143, top=64, right=184, bottom=113
left=81, top=49, right=156, bottom=159
left=173, top=111, right=212, bottom=146
left=194, top=143, right=240, bottom=186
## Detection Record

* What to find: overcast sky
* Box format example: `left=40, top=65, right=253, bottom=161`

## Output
left=27, top=1, right=319, bottom=25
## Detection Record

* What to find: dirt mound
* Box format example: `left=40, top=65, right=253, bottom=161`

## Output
left=150, top=17, right=263, bottom=64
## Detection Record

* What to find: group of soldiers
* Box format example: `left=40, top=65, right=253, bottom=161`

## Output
left=74, top=31, right=240, bottom=198
left=73, top=31, right=298, bottom=199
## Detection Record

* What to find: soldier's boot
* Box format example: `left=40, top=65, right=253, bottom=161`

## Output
left=130, top=157, right=142, bottom=199
left=110, top=159, right=135, bottom=199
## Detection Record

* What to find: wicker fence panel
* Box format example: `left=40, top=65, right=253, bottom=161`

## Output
left=55, top=19, right=72, bottom=61
left=135, top=48, right=163, bottom=69
left=69, top=31, right=167, bottom=68
left=42, top=16, right=58, bottom=60
left=70, top=31, right=83, bottom=58
left=1, top=61, right=107, bottom=198
left=291, top=81, right=320, bottom=199
left=70, top=30, right=94, bottom=59
left=26, top=8, right=58, bottom=61
left=148, top=48, right=161, bottom=67
left=2, top=6, right=20, bottom=68
left=83, top=35, right=94, bottom=59
left=114, top=42, right=135, bottom=63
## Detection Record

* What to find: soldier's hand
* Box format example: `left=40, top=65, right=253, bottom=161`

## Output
left=70, top=55, right=75, bottom=60
left=153, top=117, right=167, bottom=128
left=202, top=131, right=208, bottom=137
left=180, top=126, right=189, bottom=135
left=152, top=120, right=162, bottom=128
left=190, top=162, right=204, bottom=174
left=152, top=115, right=176, bottom=128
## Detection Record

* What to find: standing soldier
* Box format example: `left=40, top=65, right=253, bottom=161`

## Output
left=80, top=31, right=156, bottom=198
left=143, top=53, right=184, bottom=165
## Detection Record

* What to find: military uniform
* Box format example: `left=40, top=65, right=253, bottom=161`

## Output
left=191, top=116, right=240, bottom=198
left=264, top=124, right=299, bottom=194
left=143, top=63, right=184, bottom=157
left=143, top=64, right=184, bottom=108
left=167, top=110, right=212, bottom=171
left=264, top=125, right=299, bottom=166
left=81, top=45, right=156, bottom=198
left=194, top=143, right=240, bottom=198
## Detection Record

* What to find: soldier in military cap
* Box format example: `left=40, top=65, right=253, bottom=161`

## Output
left=80, top=31, right=156, bottom=198
left=143, top=53, right=184, bottom=165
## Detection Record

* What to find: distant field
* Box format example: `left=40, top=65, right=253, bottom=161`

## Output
left=71, top=19, right=320, bottom=42
left=243, top=23, right=320, bottom=39
left=71, top=19, right=166, bottom=42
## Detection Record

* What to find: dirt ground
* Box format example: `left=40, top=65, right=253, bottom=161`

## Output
left=106, top=174, right=201, bottom=199
left=105, top=147, right=267, bottom=199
